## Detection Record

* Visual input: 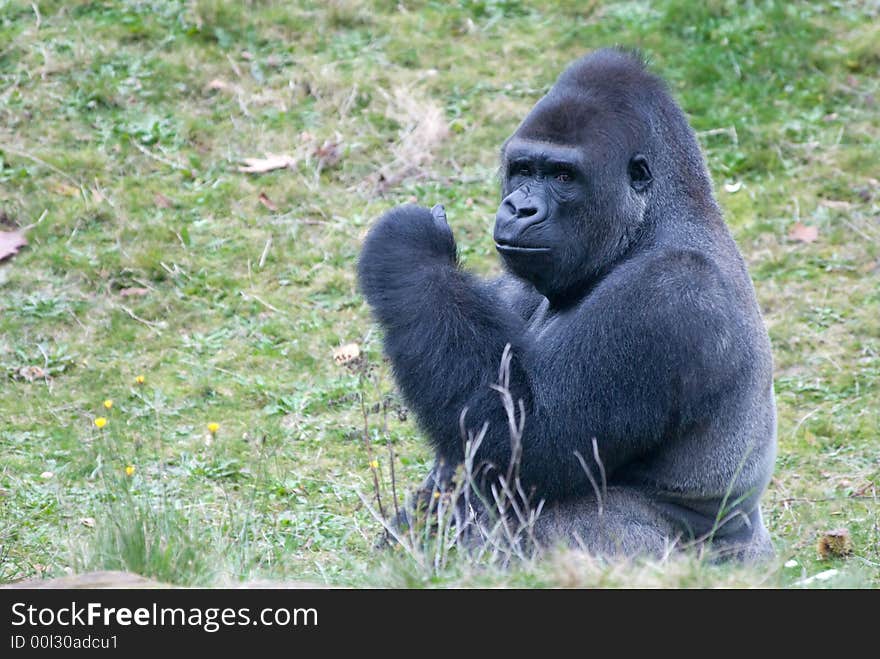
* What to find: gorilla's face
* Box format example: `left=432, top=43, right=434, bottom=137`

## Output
left=494, top=138, right=588, bottom=296
left=495, top=109, right=653, bottom=303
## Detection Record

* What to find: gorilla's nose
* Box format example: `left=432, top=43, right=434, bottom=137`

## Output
left=496, top=189, right=549, bottom=245
left=514, top=200, right=540, bottom=219
left=500, top=187, right=548, bottom=224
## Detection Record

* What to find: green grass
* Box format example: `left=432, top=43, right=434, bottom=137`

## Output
left=1, top=0, right=877, bottom=587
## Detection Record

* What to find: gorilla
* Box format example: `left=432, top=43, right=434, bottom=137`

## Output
left=357, top=48, right=776, bottom=560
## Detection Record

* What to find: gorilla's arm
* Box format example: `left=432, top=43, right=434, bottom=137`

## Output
left=359, top=206, right=738, bottom=501
left=358, top=205, right=531, bottom=460
left=488, top=274, right=544, bottom=321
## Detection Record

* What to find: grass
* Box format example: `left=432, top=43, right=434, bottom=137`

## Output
left=0, top=0, right=877, bottom=588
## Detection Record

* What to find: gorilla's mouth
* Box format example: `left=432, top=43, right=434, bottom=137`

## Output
left=495, top=241, right=552, bottom=254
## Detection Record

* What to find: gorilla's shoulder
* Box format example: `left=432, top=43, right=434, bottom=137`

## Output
left=605, top=248, right=725, bottom=298
left=639, top=248, right=725, bottom=291
left=600, top=248, right=743, bottom=338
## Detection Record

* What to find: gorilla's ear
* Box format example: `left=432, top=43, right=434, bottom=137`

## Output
left=628, top=154, right=652, bottom=192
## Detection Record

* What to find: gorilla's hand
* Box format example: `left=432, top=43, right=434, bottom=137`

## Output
left=364, top=203, right=455, bottom=264
left=358, top=204, right=457, bottom=319
left=428, top=203, right=455, bottom=254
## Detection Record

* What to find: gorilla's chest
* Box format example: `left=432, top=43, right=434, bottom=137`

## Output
left=526, top=298, right=554, bottom=336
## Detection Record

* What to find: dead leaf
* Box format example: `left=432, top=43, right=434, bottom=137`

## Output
left=80, top=517, right=96, bottom=528
left=50, top=182, right=81, bottom=197
left=238, top=153, right=296, bottom=174
left=206, top=79, right=231, bottom=92
left=315, top=140, right=343, bottom=170
left=154, top=193, right=173, bottom=208
left=258, top=192, right=278, bottom=211
left=853, top=481, right=876, bottom=497
left=0, top=229, right=27, bottom=262
left=817, top=528, right=852, bottom=559
left=332, top=342, right=361, bottom=367
left=17, top=366, right=49, bottom=382
left=788, top=222, right=819, bottom=243
left=119, top=287, right=149, bottom=298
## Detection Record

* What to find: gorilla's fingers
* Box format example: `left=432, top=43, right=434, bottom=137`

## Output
left=431, top=204, right=448, bottom=225
left=430, top=203, right=454, bottom=247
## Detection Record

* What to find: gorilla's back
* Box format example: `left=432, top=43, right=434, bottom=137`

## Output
left=614, top=222, right=777, bottom=556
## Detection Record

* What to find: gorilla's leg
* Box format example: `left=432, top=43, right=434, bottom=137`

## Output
left=707, top=508, right=774, bottom=562
left=531, top=487, right=682, bottom=558
left=383, top=460, right=458, bottom=534
left=531, top=488, right=774, bottom=561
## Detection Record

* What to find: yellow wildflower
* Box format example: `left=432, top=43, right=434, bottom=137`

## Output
left=103, top=399, right=113, bottom=410
left=94, top=417, right=107, bottom=429
left=207, top=422, right=220, bottom=434
left=369, top=459, right=379, bottom=469
left=135, top=375, right=145, bottom=385
left=125, top=465, right=135, bottom=477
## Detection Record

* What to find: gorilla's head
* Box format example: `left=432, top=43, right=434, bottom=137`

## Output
left=494, top=48, right=713, bottom=304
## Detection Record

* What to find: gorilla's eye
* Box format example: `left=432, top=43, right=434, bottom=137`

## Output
left=509, top=161, right=532, bottom=178
left=555, top=171, right=572, bottom=183
left=628, top=154, right=653, bottom=192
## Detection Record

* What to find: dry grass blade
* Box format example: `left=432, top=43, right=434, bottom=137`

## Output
left=373, top=87, right=449, bottom=191
left=237, top=153, right=297, bottom=174
left=358, top=348, right=548, bottom=576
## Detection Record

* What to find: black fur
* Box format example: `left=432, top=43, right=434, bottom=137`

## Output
left=358, top=49, right=776, bottom=559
